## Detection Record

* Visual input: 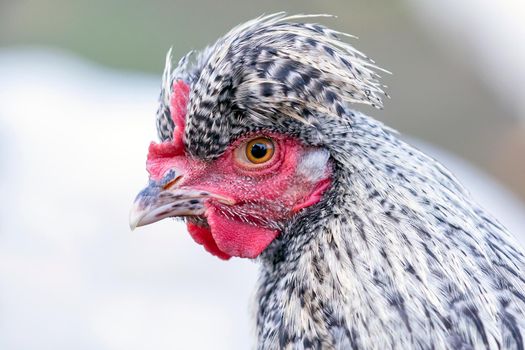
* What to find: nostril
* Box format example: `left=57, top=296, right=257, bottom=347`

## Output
left=163, top=175, right=183, bottom=190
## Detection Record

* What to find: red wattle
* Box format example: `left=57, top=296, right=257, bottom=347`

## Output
left=206, top=206, right=280, bottom=259
left=187, top=222, right=231, bottom=260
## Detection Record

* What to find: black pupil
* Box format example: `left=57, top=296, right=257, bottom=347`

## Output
left=250, top=143, right=268, bottom=159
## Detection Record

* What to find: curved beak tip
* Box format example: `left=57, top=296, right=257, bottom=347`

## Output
left=129, top=203, right=145, bottom=231
left=129, top=218, right=139, bottom=231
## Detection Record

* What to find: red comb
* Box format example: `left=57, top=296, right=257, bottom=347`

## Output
left=146, top=80, right=190, bottom=179
left=171, top=80, right=190, bottom=146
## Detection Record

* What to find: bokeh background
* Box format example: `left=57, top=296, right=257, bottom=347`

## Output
left=1, top=1, right=524, bottom=349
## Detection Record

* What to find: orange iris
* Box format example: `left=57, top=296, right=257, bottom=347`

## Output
left=245, top=137, right=275, bottom=164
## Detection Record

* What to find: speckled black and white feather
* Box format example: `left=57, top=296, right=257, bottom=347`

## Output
left=155, top=13, right=525, bottom=350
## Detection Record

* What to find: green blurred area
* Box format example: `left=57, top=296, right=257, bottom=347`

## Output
left=1, top=0, right=524, bottom=199
left=0, top=0, right=401, bottom=72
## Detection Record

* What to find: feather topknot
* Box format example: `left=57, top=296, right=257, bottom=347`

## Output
left=157, top=13, right=389, bottom=152
left=219, top=12, right=388, bottom=106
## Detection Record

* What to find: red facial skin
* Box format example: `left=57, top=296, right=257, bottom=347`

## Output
left=144, top=80, right=331, bottom=260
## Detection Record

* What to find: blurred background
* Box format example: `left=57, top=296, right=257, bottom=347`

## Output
left=0, top=1, right=524, bottom=349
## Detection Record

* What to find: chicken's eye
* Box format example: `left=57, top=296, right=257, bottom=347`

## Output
left=234, top=137, right=277, bottom=169
left=246, top=138, right=274, bottom=164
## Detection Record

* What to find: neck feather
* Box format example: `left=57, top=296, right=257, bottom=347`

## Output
left=254, top=113, right=525, bottom=349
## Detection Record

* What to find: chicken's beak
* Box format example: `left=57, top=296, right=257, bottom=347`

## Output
left=129, top=186, right=205, bottom=230
left=129, top=171, right=234, bottom=230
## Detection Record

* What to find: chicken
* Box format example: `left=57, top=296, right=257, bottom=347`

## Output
left=130, top=13, right=525, bottom=349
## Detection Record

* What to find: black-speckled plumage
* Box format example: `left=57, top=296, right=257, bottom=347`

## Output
left=155, top=13, right=525, bottom=349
